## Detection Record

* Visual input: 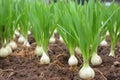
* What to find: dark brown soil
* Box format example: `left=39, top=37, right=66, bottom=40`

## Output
left=0, top=35, right=120, bottom=80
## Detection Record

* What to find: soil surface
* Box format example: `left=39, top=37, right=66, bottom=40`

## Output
left=0, top=35, right=120, bottom=80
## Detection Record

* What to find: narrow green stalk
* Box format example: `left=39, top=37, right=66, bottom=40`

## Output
left=109, top=39, right=116, bottom=57
left=29, top=0, right=55, bottom=64
left=0, top=0, right=16, bottom=47
left=83, top=54, right=89, bottom=67
left=105, top=4, right=120, bottom=57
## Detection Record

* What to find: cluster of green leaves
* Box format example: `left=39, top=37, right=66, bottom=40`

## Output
left=55, top=1, right=77, bottom=56
left=0, top=0, right=16, bottom=47
left=0, top=0, right=119, bottom=60
left=29, top=0, right=55, bottom=52
left=15, top=0, right=31, bottom=39
left=55, top=0, right=116, bottom=65
left=105, top=3, right=120, bottom=55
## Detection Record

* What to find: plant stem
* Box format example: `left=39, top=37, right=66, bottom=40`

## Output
left=83, top=55, right=89, bottom=67
left=109, top=40, right=116, bottom=57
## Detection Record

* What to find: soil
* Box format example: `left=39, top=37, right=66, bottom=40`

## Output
left=0, top=35, right=120, bottom=80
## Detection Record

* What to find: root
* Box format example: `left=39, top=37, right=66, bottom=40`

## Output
left=7, top=72, right=15, bottom=79
left=69, top=66, right=78, bottom=72
left=50, top=60, right=65, bottom=68
left=56, top=54, right=67, bottom=58
left=39, top=72, right=45, bottom=78
left=0, top=69, right=13, bottom=72
left=94, top=68, right=107, bottom=80
left=76, top=55, right=82, bottom=64
left=0, top=69, right=14, bottom=78
left=48, top=48, right=53, bottom=53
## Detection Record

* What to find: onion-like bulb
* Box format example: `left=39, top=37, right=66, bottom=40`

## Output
left=49, top=35, right=55, bottom=43
left=40, top=51, right=50, bottom=64
left=100, top=39, right=107, bottom=46
left=75, top=47, right=81, bottom=55
left=59, top=36, right=64, bottom=43
left=49, top=29, right=57, bottom=43
left=9, top=41, right=17, bottom=50
left=91, top=53, right=102, bottom=66
left=109, top=49, right=115, bottom=57
left=28, top=31, right=31, bottom=35
left=14, top=30, right=20, bottom=37
left=0, top=47, right=10, bottom=57
left=68, top=55, right=78, bottom=66
left=54, top=29, right=57, bottom=34
left=23, top=39, right=30, bottom=47
left=35, top=46, right=43, bottom=56
left=18, top=35, right=25, bottom=44
left=79, top=65, right=95, bottom=80
left=6, top=45, right=12, bottom=54
left=106, top=31, right=109, bottom=36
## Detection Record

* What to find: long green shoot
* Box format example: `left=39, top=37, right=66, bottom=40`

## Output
left=105, top=3, right=120, bottom=57
left=29, top=0, right=55, bottom=64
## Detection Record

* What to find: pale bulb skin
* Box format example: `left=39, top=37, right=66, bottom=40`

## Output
left=28, top=31, right=31, bottom=35
left=23, top=40, right=31, bottom=47
left=35, top=46, right=43, bottom=56
left=0, top=47, right=10, bottom=57
left=59, top=36, right=64, bottom=43
left=13, top=34, right=16, bottom=40
left=18, top=35, right=25, bottom=44
left=18, top=26, right=20, bottom=31
left=54, top=29, right=57, bottom=34
left=106, top=31, right=109, bottom=36
left=14, top=30, right=20, bottom=37
left=79, top=65, right=95, bottom=80
left=68, top=55, right=78, bottom=66
left=6, top=45, right=12, bottom=55
left=100, top=39, right=107, bottom=46
left=75, top=47, right=81, bottom=55
left=109, top=49, right=115, bottom=57
left=40, top=51, right=50, bottom=64
left=91, top=53, right=102, bottom=66
left=49, top=35, right=55, bottom=43
left=9, top=41, right=17, bottom=50
left=4, top=39, right=7, bottom=45
left=49, top=29, right=58, bottom=43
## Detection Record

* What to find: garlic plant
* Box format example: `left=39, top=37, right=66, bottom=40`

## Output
left=90, top=1, right=116, bottom=66
left=91, top=51, right=102, bottom=66
left=29, top=0, right=55, bottom=64
left=15, top=0, right=31, bottom=47
left=56, top=1, right=78, bottom=66
left=105, top=4, right=120, bottom=57
left=56, top=0, right=115, bottom=79
left=0, top=0, right=17, bottom=57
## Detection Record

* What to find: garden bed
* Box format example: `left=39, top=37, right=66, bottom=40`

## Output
left=0, top=35, right=120, bottom=80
